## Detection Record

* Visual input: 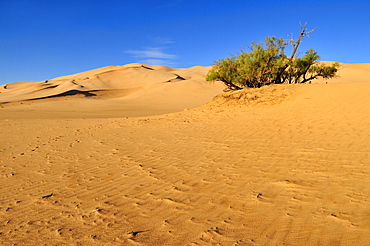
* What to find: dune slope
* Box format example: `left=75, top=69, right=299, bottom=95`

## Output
left=0, top=63, right=370, bottom=245
left=0, top=64, right=224, bottom=118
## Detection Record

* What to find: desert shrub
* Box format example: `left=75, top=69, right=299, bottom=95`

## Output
left=207, top=24, right=339, bottom=90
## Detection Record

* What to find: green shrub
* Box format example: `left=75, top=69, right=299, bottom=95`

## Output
left=207, top=24, right=339, bottom=90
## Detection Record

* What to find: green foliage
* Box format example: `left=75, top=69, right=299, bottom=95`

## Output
left=285, top=49, right=339, bottom=84
left=207, top=28, right=339, bottom=90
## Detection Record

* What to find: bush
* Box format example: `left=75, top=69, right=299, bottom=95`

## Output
left=207, top=24, right=339, bottom=90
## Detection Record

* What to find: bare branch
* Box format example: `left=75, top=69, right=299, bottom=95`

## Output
left=289, top=23, right=318, bottom=60
left=299, top=22, right=318, bottom=37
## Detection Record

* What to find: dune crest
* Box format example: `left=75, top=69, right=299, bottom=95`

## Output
left=0, top=64, right=200, bottom=102
left=0, top=64, right=224, bottom=118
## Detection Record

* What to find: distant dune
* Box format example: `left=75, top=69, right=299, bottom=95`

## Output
left=0, top=64, right=224, bottom=118
left=0, top=62, right=370, bottom=245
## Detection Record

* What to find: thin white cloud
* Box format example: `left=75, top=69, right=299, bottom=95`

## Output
left=125, top=46, right=178, bottom=66
left=153, top=37, right=175, bottom=45
left=126, top=47, right=177, bottom=59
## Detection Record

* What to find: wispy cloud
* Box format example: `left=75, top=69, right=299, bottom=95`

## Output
left=153, top=37, right=175, bottom=45
left=126, top=47, right=177, bottom=59
left=125, top=45, right=178, bottom=66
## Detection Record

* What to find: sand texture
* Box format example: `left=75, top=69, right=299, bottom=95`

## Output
left=0, top=63, right=370, bottom=245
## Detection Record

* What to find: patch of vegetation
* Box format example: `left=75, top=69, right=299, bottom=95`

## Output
left=207, top=23, right=339, bottom=90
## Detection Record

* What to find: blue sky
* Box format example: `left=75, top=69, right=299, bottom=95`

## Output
left=1, top=0, right=369, bottom=85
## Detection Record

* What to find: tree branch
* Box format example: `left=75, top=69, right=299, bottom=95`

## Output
left=288, top=23, right=317, bottom=60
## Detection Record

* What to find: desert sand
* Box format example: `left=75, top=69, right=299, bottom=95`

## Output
left=0, top=64, right=225, bottom=119
left=0, top=63, right=370, bottom=245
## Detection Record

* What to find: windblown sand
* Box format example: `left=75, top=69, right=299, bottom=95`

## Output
left=0, top=63, right=370, bottom=245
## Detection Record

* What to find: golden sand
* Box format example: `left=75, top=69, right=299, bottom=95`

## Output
left=0, top=63, right=370, bottom=245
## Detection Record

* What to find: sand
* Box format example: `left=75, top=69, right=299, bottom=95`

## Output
left=0, top=64, right=224, bottom=119
left=0, top=63, right=370, bottom=245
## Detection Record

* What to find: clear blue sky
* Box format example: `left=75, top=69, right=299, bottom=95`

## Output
left=1, top=0, right=369, bottom=85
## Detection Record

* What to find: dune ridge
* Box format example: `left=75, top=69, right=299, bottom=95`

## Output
left=0, top=64, right=225, bottom=118
left=0, top=62, right=370, bottom=245
left=0, top=64, right=210, bottom=103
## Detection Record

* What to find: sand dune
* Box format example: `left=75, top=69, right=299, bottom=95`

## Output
left=0, top=63, right=370, bottom=245
left=0, top=64, right=224, bottom=118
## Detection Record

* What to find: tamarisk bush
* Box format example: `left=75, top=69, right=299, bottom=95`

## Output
left=207, top=23, right=339, bottom=90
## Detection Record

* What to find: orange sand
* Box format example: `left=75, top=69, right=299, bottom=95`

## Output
left=0, top=63, right=370, bottom=245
